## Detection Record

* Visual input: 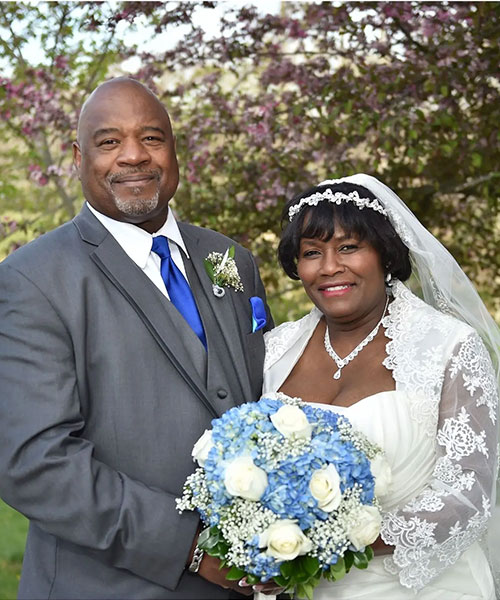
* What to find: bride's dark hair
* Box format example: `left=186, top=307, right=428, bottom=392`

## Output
left=278, top=182, right=411, bottom=281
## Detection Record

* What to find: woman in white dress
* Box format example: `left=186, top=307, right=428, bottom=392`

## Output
left=262, top=174, right=499, bottom=599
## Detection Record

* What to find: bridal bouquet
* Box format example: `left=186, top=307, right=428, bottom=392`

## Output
left=176, top=394, right=391, bottom=600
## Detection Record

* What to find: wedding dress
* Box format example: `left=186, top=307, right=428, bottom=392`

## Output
left=262, top=281, right=497, bottom=599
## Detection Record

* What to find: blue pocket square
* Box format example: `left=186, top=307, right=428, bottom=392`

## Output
left=250, top=297, right=267, bottom=333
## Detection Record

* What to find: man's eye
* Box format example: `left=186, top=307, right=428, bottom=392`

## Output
left=99, top=139, right=118, bottom=146
left=144, top=136, right=163, bottom=142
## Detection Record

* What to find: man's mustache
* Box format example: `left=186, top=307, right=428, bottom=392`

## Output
left=107, top=169, right=161, bottom=184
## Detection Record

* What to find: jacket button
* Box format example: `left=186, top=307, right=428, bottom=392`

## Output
left=217, top=389, right=228, bottom=399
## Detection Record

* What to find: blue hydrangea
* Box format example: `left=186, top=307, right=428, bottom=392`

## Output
left=179, top=395, right=381, bottom=575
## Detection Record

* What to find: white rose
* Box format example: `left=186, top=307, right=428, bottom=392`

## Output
left=347, top=505, right=382, bottom=550
left=270, top=405, right=313, bottom=440
left=370, top=454, right=392, bottom=498
left=191, top=430, right=214, bottom=467
left=224, top=456, right=268, bottom=501
left=259, top=520, right=313, bottom=561
left=309, top=463, right=342, bottom=512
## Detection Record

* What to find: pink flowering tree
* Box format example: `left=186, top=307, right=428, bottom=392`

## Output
left=0, top=1, right=498, bottom=317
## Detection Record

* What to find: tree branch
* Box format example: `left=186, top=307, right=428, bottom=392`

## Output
left=0, top=5, right=28, bottom=68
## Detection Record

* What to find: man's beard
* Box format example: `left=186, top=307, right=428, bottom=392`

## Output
left=111, top=186, right=160, bottom=217
left=107, top=169, right=161, bottom=217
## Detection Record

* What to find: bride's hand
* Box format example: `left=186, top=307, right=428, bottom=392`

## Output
left=370, top=535, right=394, bottom=555
left=238, top=576, right=285, bottom=595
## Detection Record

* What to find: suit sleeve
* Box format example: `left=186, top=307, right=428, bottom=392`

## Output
left=0, top=264, right=199, bottom=590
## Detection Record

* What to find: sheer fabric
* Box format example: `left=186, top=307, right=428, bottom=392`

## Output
left=262, top=281, right=498, bottom=595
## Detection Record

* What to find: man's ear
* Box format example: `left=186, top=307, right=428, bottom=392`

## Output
left=72, top=141, right=82, bottom=176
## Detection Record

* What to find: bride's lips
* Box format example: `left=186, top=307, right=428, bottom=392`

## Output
left=318, top=282, right=355, bottom=297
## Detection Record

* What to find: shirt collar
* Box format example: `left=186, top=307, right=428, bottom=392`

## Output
left=86, top=202, right=189, bottom=269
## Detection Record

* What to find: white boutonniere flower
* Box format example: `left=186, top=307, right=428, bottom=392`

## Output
left=204, top=245, right=243, bottom=297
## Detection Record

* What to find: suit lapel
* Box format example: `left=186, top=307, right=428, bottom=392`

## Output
left=180, top=224, right=255, bottom=404
left=73, top=207, right=219, bottom=418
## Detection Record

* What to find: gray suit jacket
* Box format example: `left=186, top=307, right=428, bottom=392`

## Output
left=0, top=205, right=272, bottom=599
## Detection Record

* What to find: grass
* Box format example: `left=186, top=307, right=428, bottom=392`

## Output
left=0, top=500, right=28, bottom=600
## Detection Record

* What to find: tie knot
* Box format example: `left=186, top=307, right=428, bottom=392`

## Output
left=151, top=235, right=171, bottom=260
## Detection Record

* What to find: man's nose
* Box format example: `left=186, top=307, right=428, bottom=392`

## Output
left=116, top=138, right=150, bottom=166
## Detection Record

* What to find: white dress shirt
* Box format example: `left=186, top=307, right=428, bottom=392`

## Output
left=87, top=202, right=190, bottom=299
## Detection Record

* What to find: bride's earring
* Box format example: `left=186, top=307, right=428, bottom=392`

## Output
left=385, top=272, right=392, bottom=286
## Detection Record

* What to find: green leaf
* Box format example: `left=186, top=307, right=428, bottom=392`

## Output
left=294, top=566, right=311, bottom=583
left=298, top=555, right=320, bottom=577
left=198, top=526, right=225, bottom=553
left=198, top=527, right=215, bottom=546
left=211, top=540, right=229, bottom=558
left=274, top=575, right=289, bottom=587
left=280, top=561, right=294, bottom=579
left=225, top=565, right=246, bottom=580
left=344, top=551, right=354, bottom=572
left=472, top=152, right=482, bottom=167
left=228, top=245, right=235, bottom=258
left=324, top=557, right=346, bottom=582
left=246, top=573, right=260, bottom=585
left=328, top=557, right=345, bottom=574
left=203, top=259, right=215, bottom=282
left=365, top=545, right=374, bottom=561
left=353, top=551, right=369, bottom=569
left=302, top=581, right=315, bottom=600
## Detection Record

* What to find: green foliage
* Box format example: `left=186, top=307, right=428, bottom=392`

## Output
left=198, top=525, right=375, bottom=599
left=0, top=500, right=28, bottom=599
left=0, top=1, right=498, bottom=320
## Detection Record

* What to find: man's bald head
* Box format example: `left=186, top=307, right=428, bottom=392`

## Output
left=76, top=78, right=171, bottom=146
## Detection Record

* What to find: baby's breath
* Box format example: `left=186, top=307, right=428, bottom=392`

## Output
left=205, top=251, right=243, bottom=292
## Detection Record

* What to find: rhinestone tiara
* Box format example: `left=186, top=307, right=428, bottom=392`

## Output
left=288, top=188, right=388, bottom=221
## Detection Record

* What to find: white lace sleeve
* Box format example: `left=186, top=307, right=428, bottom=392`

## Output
left=381, top=331, right=499, bottom=591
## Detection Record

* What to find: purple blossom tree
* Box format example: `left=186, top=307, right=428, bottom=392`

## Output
left=0, top=1, right=498, bottom=318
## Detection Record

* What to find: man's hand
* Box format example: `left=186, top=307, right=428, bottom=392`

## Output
left=198, top=554, right=284, bottom=596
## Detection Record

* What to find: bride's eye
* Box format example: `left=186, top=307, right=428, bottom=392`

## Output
left=339, top=244, right=358, bottom=252
left=302, top=249, right=320, bottom=258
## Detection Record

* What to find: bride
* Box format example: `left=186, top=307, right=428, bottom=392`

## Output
left=262, top=175, right=499, bottom=599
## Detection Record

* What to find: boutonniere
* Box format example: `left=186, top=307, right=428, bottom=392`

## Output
left=204, top=245, right=244, bottom=297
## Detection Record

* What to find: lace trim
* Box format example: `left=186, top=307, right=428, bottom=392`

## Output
left=437, top=406, right=489, bottom=460
left=449, top=334, right=498, bottom=424
left=433, top=456, right=475, bottom=492
left=263, top=309, right=319, bottom=373
left=382, top=281, right=471, bottom=437
left=382, top=496, right=491, bottom=591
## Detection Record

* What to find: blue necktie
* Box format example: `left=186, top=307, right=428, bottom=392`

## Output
left=151, top=236, right=206, bottom=349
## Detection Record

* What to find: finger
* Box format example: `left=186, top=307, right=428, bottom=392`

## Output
left=235, top=586, right=253, bottom=596
left=254, top=585, right=285, bottom=595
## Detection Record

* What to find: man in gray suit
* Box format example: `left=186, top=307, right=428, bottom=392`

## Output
left=0, top=78, right=275, bottom=599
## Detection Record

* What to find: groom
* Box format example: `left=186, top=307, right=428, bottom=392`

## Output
left=0, top=78, right=273, bottom=598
